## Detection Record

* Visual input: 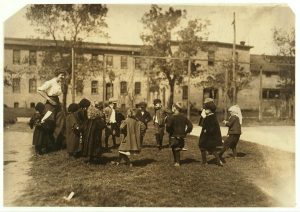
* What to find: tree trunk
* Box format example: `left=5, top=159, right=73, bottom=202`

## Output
left=168, top=81, right=175, bottom=110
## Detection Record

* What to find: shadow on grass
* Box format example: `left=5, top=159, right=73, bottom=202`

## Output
left=4, top=160, right=17, bottom=165
left=181, top=158, right=199, bottom=164
left=227, top=152, right=247, bottom=158
left=132, top=158, right=157, bottom=167
left=142, top=144, right=169, bottom=149
left=93, top=156, right=120, bottom=165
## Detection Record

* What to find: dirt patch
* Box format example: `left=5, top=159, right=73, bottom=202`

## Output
left=254, top=146, right=295, bottom=207
left=3, top=131, right=33, bottom=206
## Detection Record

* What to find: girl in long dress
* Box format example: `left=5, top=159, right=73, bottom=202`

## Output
left=198, top=98, right=223, bottom=166
left=115, top=108, right=146, bottom=166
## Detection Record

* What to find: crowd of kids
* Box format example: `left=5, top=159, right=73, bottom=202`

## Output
left=29, top=95, right=242, bottom=167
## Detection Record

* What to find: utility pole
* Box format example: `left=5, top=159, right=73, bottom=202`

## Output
left=187, top=59, right=191, bottom=120
left=259, top=66, right=263, bottom=121
left=232, top=12, right=237, bottom=104
left=71, top=47, right=75, bottom=103
left=103, top=54, right=106, bottom=103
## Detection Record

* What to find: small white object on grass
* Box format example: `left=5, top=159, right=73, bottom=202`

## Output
left=63, top=192, right=75, bottom=201
left=119, top=151, right=130, bottom=156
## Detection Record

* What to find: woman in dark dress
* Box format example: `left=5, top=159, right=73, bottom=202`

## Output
left=29, top=102, right=55, bottom=155
left=37, top=71, right=66, bottom=150
left=198, top=98, right=223, bottom=166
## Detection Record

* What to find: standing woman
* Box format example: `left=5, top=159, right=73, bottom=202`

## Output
left=37, top=71, right=66, bottom=150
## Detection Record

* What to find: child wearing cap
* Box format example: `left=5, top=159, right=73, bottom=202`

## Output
left=153, top=99, right=167, bottom=150
left=136, top=102, right=152, bottom=146
left=166, top=102, right=193, bottom=166
left=65, top=103, right=81, bottom=158
left=219, top=105, right=242, bottom=161
left=103, top=98, right=119, bottom=149
left=198, top=98, right=223, bottom=166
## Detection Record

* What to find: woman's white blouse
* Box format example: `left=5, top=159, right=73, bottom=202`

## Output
left=38, top=78, right=62, bottom=96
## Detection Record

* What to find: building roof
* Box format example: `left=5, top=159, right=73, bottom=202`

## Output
left=172, top=40, right=253, bottom=50
left=250, top=54, right=295, bottom=73
left=5, top=37, right=253, bottom=53
left=4, top=37, right=142, bottom=53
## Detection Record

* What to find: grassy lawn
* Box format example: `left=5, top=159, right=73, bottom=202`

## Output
left=10, top=124, right=294, bottom=207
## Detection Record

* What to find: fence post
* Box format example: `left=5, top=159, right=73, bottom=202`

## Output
left=224, top=67, right=228, bottom=119
left=103, top=54, right=106, bottom=103
left=259, top=65, right=263, bottom=121
left=71, top=47, right=75, bottom=103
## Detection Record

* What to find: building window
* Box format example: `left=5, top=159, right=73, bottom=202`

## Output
left=91, top=80, right=98, bottom=94
left=262, top=89, right=280, bottom=99
left=135, top=58, right=142, bottom=69
left=120, top=81, right=127, bottom=95
left=30, top=102, right=35, bottom=108
left=76, top=53, right=84, bottom=64
left=182, top=85, right=188, bottom=100
left=265, top=73, right=272, bottom=78
left=121, top=56, right=128, bottom=69
left=76, top=80, right=83, bottom=95
left=208, top=51, right=215, bottom=66
left=14, top=102, right=19, bottom=108
left=106, top=83, right=114, bottom=100
left=13, top=50, right=21, bottom=64
left=135, top=82, right=141, bottom=95
left=12, top=78, right=20, bottom=93
left=29, top=50, right=37, bottom=65
left=29, top=79, right=37, bottom=93
left=106, top=56, right=113, bottom=67
left=203, top=87, right=218, bottom=100
left=91, top=54, right=98, bottom=61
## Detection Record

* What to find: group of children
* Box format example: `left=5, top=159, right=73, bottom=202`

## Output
left=29, top=96, right=242, bottom=167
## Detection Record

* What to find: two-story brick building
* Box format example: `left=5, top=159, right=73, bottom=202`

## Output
left=4, top=37, right=256, bottom=111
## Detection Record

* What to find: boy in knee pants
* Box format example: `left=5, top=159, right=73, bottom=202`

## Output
left=166, top=102, right=193, bottom=166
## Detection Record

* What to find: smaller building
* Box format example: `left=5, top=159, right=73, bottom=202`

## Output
left=249, top=54, right=295, bottom=118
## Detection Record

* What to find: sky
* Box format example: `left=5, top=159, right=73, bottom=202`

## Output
left=2, top=3, right=295, bottom=55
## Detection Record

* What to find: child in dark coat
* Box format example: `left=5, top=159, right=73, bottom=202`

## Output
left=29, top=102, right=55, bottom=155
left=136, top=102, right=152, bottom=146
left=82, top=103, right=106, bottom=164
left=166, top=102, right=193, bottom=166
left=65, top=103, right=81, bottom=158
left=198, top=98, right=223, bottom=166
left=219, top=105, right=242, bottom=161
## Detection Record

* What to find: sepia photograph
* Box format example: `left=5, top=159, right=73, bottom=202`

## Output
left=1, top=1, right=297, bottom=210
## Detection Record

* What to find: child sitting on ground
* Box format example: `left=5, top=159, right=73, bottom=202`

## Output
left=219, top=105, right=242, bottom=161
